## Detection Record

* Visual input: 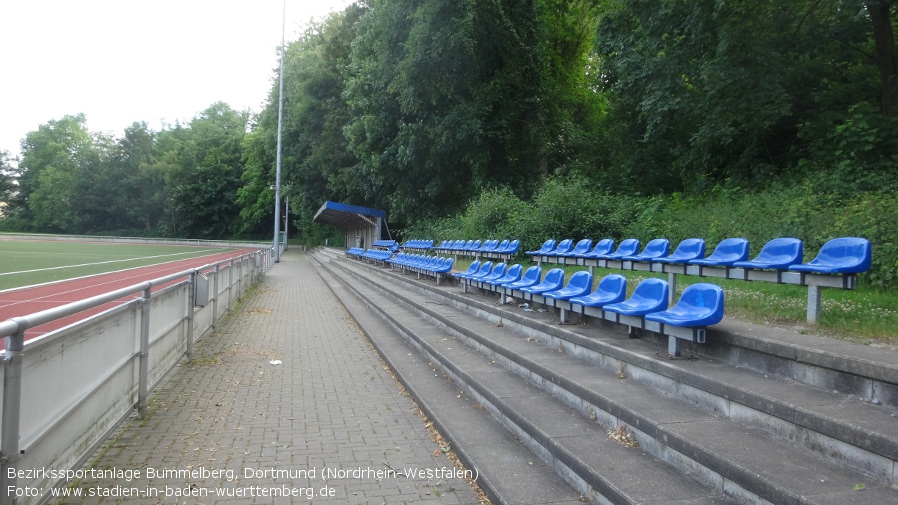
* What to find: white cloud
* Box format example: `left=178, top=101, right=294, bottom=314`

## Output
left=0, top=0, right=354, bottom=157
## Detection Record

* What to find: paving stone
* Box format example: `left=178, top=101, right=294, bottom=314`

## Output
left=64, top=251, right=481, bottom=504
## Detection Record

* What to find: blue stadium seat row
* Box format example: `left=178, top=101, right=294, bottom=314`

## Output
left=435, top=239, right=521, bottom=256
left=456, top=262, right=725, bottom=356
left=389, top=253, right=454, bottom=284
left=529, top=236, right=872, bottom=274
left=402, top=239, right=434, bottom=250
left=372, top=240, right=400, bottom=252
left=345, top=247, right=366, bottom=258
left=346, top=248, right=393, bottom=262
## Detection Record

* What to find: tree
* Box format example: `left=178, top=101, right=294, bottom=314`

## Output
left=166, top=102, right=250, bottom=239
left=0, top=151, right=17, bottom=218
left=865, top=0, right=897, bottom=116
left=594, top=0, right=893, bottom=193
left=14, top=115, right=94, bottom=228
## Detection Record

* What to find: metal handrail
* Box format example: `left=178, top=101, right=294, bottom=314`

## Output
left=0, top=247, right=273, bottom=505
left=0, top=251, right=260, bottom=341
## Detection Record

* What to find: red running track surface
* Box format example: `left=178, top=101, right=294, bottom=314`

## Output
left=0, top=248, right=260, bottom=345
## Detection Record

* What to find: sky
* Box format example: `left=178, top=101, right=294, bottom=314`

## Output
left=0, top=0, right=355, bottom=159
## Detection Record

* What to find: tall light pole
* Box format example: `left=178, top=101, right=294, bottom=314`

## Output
left=273, top=0, right=286, bottom=263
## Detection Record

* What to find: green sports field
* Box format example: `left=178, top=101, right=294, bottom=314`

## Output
left=0, top=240, right=233, bottom=291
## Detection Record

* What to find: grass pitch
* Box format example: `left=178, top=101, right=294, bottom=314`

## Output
left=0, top=240, right=232, bottom=291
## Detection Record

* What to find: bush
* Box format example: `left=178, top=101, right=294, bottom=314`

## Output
left=408, top=176, right=898, bottom=290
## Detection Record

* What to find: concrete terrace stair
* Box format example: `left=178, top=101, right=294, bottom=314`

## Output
left=314, top=248, right=898, bottom=505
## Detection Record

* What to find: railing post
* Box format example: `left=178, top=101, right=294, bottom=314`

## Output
left=186, top=272, right=195, bottom=360
left=137, top=287, right=151, bottom=419
left=212, top=264, right=220, bottom=325
left=1, top=324, right=26, bottom=505
left=227, top=259, right=234, bottom=313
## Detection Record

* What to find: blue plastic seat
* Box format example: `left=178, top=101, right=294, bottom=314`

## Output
left=623, top=238, right=670, bottom=262
left=502, top=265, right=542, bottom=290
left=479, top=239, right=500, bottom=253
left=467, top=261, right=494, bottom=280
left=478, top=263, right=508, bottom=283
left=543, top=271, right=594, bottom=301
left=603, top=278, right=669, bottom=316
left=544, top=239, right=574, bottom=257
left=645, top=283, right=724, bottom=327
left=519, top=268, right=565, bottom=295
left=599, top=238, right=640, bottom=260
left=499, top=239, right=520, bottom=255
left=569, top=274, right=627, bottom=308
left=485, top=264, right=523, bottom=286
left=788, top=237, right=872, bottom=274
left=565, top=239, right=593, bottom=258
left=526, top=239, right=556, bottom=256
left=733, top=237, right=803, bottom=270
left=577, top=239, right=614, bottom=258
left=653, top=238, right=705, bottom=264
left=433, top=257, right=454, bottom=274
left=689, top=238, right=749, bottom=267
left=452, top=260, right=481, bottom=279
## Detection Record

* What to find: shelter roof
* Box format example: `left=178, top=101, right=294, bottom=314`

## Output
left=312, top=201, right=385, bottom=232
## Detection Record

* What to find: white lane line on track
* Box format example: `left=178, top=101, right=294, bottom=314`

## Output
left=0, top=250, right=244, bottom=313
left=0, top=249, right=222, bottom=277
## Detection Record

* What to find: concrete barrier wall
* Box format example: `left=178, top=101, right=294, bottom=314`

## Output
left=0, top=248, right=272, bottom=505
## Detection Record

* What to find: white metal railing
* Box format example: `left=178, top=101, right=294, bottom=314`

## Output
left=0, top=247, right=274, bottom=505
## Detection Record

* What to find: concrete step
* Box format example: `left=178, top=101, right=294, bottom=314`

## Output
left=374, top=256, right=898, bottom=479
left=313, top=254, right=586, bottom=505
left=320, top=249, right=898, bottom=504
left=315, top=252, right=736, bottom=504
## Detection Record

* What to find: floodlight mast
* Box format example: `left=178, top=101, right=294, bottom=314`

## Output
left=273, top=0, right=286, bottom=263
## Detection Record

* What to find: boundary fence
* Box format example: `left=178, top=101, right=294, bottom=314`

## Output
left=0, top=246, right=275, bottom=505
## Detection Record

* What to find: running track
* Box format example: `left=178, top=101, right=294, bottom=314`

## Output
left=0, top=248, right=260, bottom=344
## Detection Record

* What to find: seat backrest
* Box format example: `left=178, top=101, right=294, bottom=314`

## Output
left=615, top=238, right=640, bottom=256
left=672, top=238, right=705, bottom=259
left=678, top=283, right=724, bottom=310
left=464, top=260, right=481, bottom=274
left=755, top=237, right=803, bottom=262
left=504, top=239, right=520, bottom=253
left=552, top=239, right=573, bottom=254
left=567, top=271, right=593, bottom=290
left=596, top=274, right=627, bottom=297
left=536, top=239, right=556, bottom=253
left=476, top=261, right=493, bottom=275
left=591, top=239, right=614, bottom=255
left=675, top=283, right=725, bottom=325
left=500, top=263, right=523, bottom=281
left=520, top=265, right=542, bottom=283
left=814, top=237, right=872, bottom=272
left=496, top=239, right=510, bottom=251
left=570, top=239, right=593, bottom=255
left=631, top=278, right=670, bottom=305
left=640, top=238, right=670, bottom=257
left=709, top=238, right=749, bottom=260
left=542, top=268, right=565, bottom=287
left=489, top=263, right=507, bottom=277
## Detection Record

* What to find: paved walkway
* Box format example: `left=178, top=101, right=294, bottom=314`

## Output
left=68, top=251, right=481, bottom=504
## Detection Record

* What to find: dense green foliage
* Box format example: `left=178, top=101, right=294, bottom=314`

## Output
left=2, top=0, right=896, bottom=281
left=407, top=176, right=898, bottom=289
